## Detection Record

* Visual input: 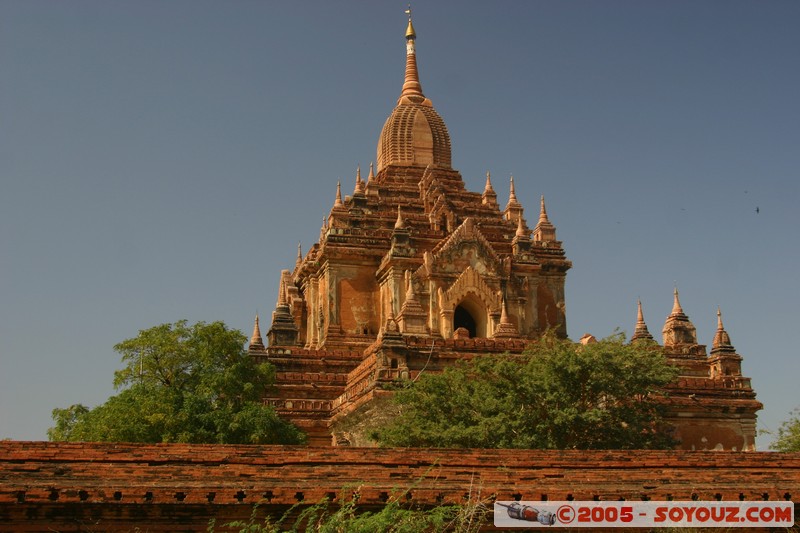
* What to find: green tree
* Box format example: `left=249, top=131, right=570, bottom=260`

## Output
left=771, top=408, right=800, bottom=452
left=371, top=333, right=678, bottom=449
left=48, top=320, right=304, bottom=444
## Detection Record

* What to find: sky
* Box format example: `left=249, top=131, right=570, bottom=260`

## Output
left=1, top=1, right=798, bottom=450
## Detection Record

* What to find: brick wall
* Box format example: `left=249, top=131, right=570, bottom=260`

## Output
left=1, top=441, right=798, bottom=531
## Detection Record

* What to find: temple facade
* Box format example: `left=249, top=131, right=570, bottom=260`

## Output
left=248, top=15, right=761, bottom=449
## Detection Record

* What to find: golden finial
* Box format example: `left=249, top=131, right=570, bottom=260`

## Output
left=405, top=6, right=416, bottom=39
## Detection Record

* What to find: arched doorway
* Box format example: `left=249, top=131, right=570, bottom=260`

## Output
left=454, top=305, right=477, bottom=338
left=453, top=297, right=487, bottom=338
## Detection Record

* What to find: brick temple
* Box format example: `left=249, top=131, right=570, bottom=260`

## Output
left=248, top=15, right=761, bottom=449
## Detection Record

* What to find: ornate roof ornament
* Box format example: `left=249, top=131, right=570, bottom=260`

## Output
left=507, top=175, right=520, bottom=207
left=533, top=195, right=557, bottom=242
left=712, top=307, right=735, bottom=352
left=249, top=314, right=265, bottom=350
left=662, top=288, right=698, bottom=345
left=515, top=215, right=528, bottom=238
left=354, top=165, right=365, bottom=194
left=333, top=181, right=344, bottom=209
left=394, top=205, right=406, bottom=230
left=631, top=299, right=655, bottom=342
left=494, top=297, right=519, bottom=338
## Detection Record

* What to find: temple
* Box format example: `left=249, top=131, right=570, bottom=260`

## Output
left=248, top=14, right=761, bottom=449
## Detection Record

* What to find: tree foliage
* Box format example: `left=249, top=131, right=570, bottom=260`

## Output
left=372, top=333, right=678, bottom=449
left=771, top=408, right=800, bottom=452
left=48, top=320, right=304, bottom=444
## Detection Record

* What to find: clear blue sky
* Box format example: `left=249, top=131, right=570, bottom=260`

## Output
left=1, top=1, right=798, bottom=449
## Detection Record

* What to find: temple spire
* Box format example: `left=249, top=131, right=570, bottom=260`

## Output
left=400, top=7, right=424, bottom=100
left=354, top=165, right=365, bottom=194
left=538, top=195, right=550, bottom=224
left=394, top=205, right=406, bottom=230
left=672, top=287, right=684, bottom=315
left=368, top=162, right=375, bottom=182
left=662, top=287, right=697, bottom=345
left=249, top=314, right=265, bottom=350
left=712, top=307, right=734, bottom=351
left=508, top=175, right=519, bottom=205
left=482, top=171, right=498, bottom=208
left=515, top=215, right=527, bottom=238
left=631, top=299, right=654, bottom=342
left=484, top=171, right=494, bottom=194
left=333, top=181, right=344, bottom=209
left=494, top=296, right=519, bottom=338
left=533, top=195, right=557, bottom=242
left=296, top=243, right=303, bottom=267
left=277, top=276, right=287, bottom=307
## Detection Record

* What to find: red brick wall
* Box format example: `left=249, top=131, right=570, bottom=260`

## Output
left=1, top=442, right=798, bottom=531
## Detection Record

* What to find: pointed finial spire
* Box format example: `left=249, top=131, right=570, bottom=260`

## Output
left=500, top=297, right=511, bottom=324
left=484, top=171, right=494, bottom=194
left=662, top=287, right=697, bottom=345
left=712, top=306, right=735, bottom=352
left=394, top=204, right=406, bottom=229
left=354, top=165, right=365, bottom=194
left=333, top=180, right=344, bottom=208
left=250, top=314, right=265, bottom=350
left=515, top=215, right=527, bottom=238
left=296, top=243, right=303, bottom=266
left=368, top=162, right=375, bottom=181
left=400, top=6, right=424, bottom=100
left=631, top=299, right=654, bottom=342
left=277, top=276, right=287, bottom=307
left=672, top=287, right=683, bottom=315
left=538, top=195, right=550, bottom=224
left=493, top=296, right=519, bottom=338
left=533, top=195, right=557, bottom=242
left=404, top=270, right=416, bottom=301
left=508, top=175, right=518, bottom=203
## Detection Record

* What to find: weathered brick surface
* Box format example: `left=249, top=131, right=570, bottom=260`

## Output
left=1, top=442, right=798, bottom=531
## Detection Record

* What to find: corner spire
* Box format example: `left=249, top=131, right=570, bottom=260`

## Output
left=333, top=180, right=344, bottom=209
left=672, top=287, right=683, bottom=314
left=538, top=195, right=550, bottom=224
left=515, top=215, right=527, bottom=238
left=662, top=287, right=697, bottom=345
left=484, top=171, right=494, bottom=194
left=712, top=307, right=734, bottom=351
left=249, top=314, right=265, bottom=351
left=631, top=299, right=654, bottom=342
left=354, top=165, right=365, bottom=194
left=368, top=162, right=375, bottom=182
left=533, top=195, right=557, bottom=242
left=295, top=243, right=303, bottom=267
left=508, top=175, right=519, bottom=205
